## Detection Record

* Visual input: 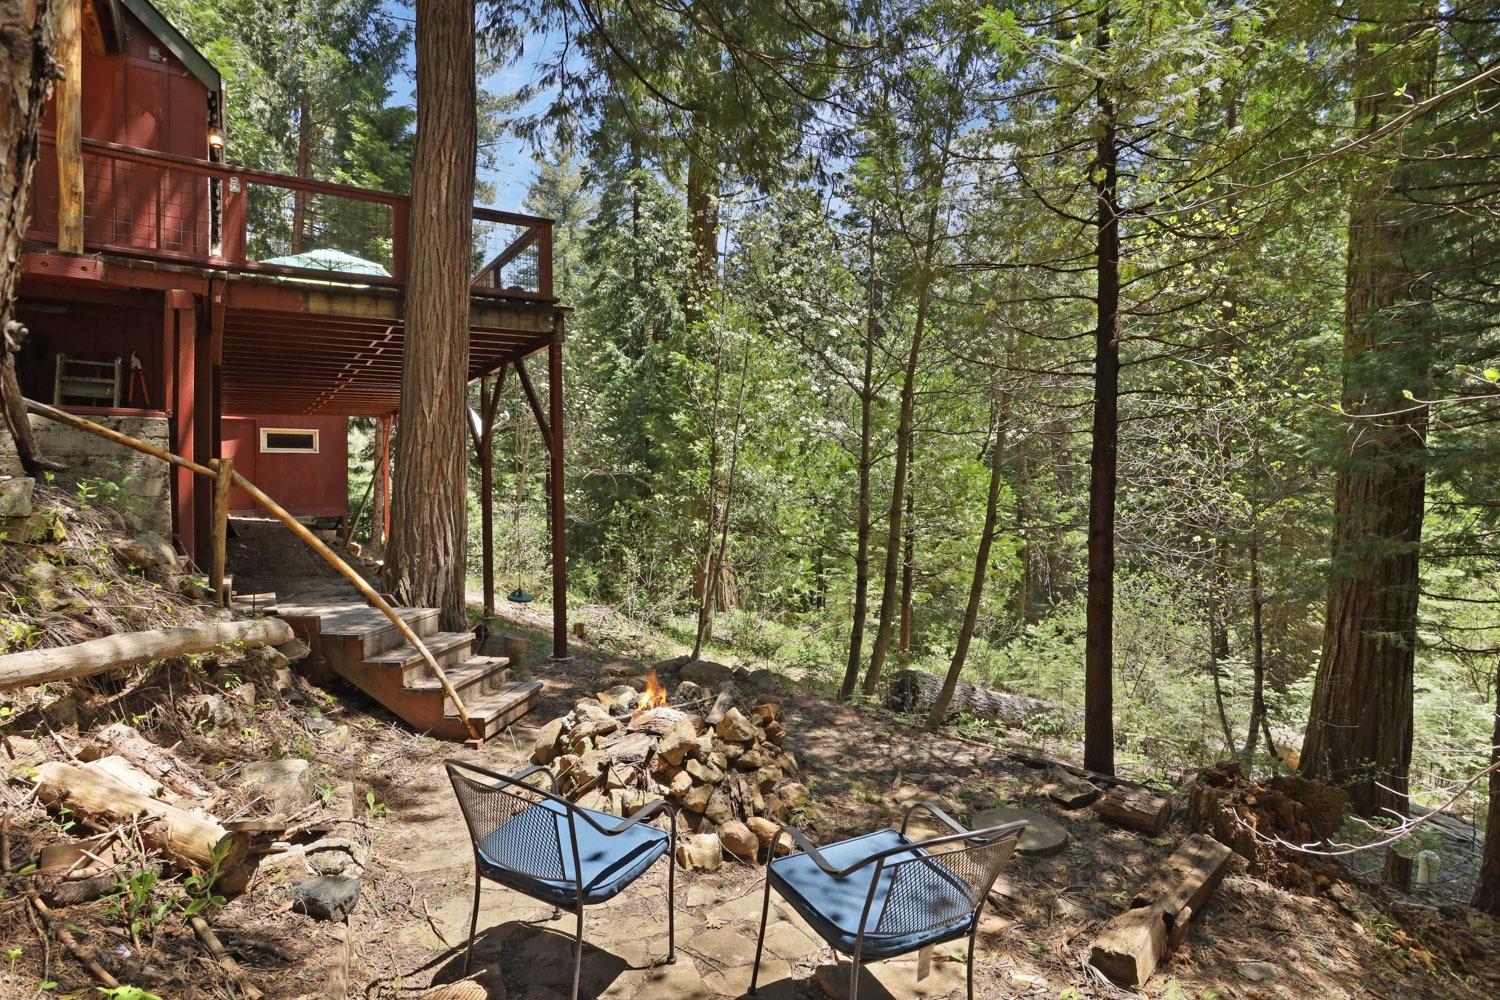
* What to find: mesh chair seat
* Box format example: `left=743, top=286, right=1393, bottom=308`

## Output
left=769, top=828, right=978, bottom=958
left=477, top=796, right=670, bottom=906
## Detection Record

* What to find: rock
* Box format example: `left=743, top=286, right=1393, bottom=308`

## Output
left=572, top=717, right=619, bottom=743
left=679, top=659, right=734, bottom=686
left=531, top=717, right=566, bottom=764
left=113, top=531, right=177, bottom=571
left=676, top=833, right=723, bottom=872
left=746, top=668, right=786, bottom=691
left=599, top=661, right=641, bottom=680
left=182, top=694, right=235, bottom=727
left=706, top=784, right=739, bottom=825
left=747, top=816, right=792, bottom=856
left=274, top=638, right=312, bottom=664
left=601, top=685, right=639, bottom=714
left=718, top=820, right=759, bottom=860
left=735, top=747, right=771, bottom=771
left=668, top=770, right=694, bottom=798
left=291, top=876, right=361, bottom=921
left=572, top=698, right=610, bottom=722
left=1236, top=961, right=1280, bottom=983
left=779, top=781, right=809, bottom=811
left=237, top=758, right=313, bottom=815
left=228, top=682, right=258, bottom=708
left=680, top=782, right=713, bottom=814
left=0, top=477, right=35, bottom=517
left=304, top=837, right=366, bottom=877
left=1044, top=767, right=1101, bottom=808
left=715, top=708, right=759, bottom=743
left=750, top=702, right=781, bottom=726
left=657, top=719, right=700, bottom=765
left=685, top=758, right=724, bottom=785
left=970, top=805, right=1070, bottom=857
left=673, top=679, right=705, bottom=703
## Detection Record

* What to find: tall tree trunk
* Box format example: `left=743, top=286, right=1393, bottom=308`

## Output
left=368, top=414, right=391, bottom=558
left=1, top=0, right=60, bottom=476
left=383, top=0, right=475, bottom=630
left=1242, top=515, right=1276, bottom=764
left=898, top=445, right=916, bottom=656
left=693, top=337, right=750, bottom=660
left=1084, top=2, right=1120, bottom=776
left=926, top=401, right=1009, bottom=727
left=1472, top=659, right=1500, bottom=915
left=291, top=95, right=311, bottom=252
left=862, top=272, right=930, bottom=696
left=1300, top=11, right=1434, bottom=818
left=839, top=226, right=879, bottom=700
left=684, top=127, right=717, bottom=324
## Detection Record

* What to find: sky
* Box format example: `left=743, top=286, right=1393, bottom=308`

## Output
left=382, top=2, right=558, bottom=210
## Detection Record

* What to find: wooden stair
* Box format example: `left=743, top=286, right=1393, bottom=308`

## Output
left=309, top=604, right=540, bottom=740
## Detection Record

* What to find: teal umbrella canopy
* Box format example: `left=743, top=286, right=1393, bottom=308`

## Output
left=262, top=248, right=391, bottom=277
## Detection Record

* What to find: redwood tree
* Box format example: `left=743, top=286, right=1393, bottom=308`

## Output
left=383, top=0, right=476, bottom=629
left=1300, top=7, right=1435, bottom=819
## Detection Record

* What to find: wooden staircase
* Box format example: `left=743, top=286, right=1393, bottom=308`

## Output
left=307, top=605, right=540, bottom=741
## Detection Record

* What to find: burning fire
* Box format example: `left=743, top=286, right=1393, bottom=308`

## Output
left=639, top=667, right=669, bottom=709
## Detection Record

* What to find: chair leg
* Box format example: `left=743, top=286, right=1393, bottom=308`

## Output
left=462, top=870, right=481, bottom=974
left=571, top=903, right=585, bottom=1000
left=748, top=874, right=774, bottom=995
left=848, top=955, right=861, bottom=1000
left=967, top=922, right=980, bottom=1000
left=665, top=845, right=677, bottom=963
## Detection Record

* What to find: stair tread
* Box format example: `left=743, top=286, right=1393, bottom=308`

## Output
left=319, top=606, right=438, bottom=638
left=364, top=631, right=474, bottom=666
left=444, top=680, right=542, bottom=720
left=403, top=656, right=510, bottom=693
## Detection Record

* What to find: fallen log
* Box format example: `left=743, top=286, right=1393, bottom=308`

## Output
left=1090, top=833, right=1234, bottom=986
left=885, top=668, right=1054, bottom=726
left=1093, top=785, right=1174, bottom=834
left=81, top=722, right=218, bottom=800
left=0, top=618, right=294, bottom=690
left=33, top=760, right=248, bottom=874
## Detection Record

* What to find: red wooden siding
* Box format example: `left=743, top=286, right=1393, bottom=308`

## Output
left=221, top=414, right=349, bottom=519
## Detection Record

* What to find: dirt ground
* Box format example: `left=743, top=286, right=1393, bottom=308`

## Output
left=3, top=518, right=1498, bottom=999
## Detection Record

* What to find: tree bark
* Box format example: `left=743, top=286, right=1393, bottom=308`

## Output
left=1084, top=2, right=1120, bottom=776
left=1, top=0, right=60, bottom=476
left=926, top=404, right=1008, bottom=727
left=1300, top=9, right=1434, bottom=818
left=369, top=414, right=392, bottom=557
left=839, top=221, right=879, bottom=701
left=1472, top=657, right=1500, bottom=915
left=898, top=452, right=916, bottom=656
left=383, top=0, right=476, bottom=631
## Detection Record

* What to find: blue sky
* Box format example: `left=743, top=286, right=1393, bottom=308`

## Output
left=381, top=2, right=557, bottom=209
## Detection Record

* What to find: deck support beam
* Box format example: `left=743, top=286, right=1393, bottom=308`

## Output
left=548, top=328, right=567, bottom=660
left=53, top=0, right=84, bottom=254
left=166, top=290, right=198, bottom=560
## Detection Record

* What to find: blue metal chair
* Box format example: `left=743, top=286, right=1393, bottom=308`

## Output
left=748, top=806, right=1026, bottom=1000
left=445, top=759, right=677, bottom=1000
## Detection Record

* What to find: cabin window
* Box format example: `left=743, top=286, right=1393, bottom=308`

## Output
left=260, top=428, right=319, bottom=454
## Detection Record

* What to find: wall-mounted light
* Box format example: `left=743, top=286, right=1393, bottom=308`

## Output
left=208, top=128, right=225, bottom=151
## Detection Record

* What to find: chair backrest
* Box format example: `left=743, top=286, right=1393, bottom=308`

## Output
left=865, top=822, right=1026, bottom=945
left=446, top=760, right=574, bottom=885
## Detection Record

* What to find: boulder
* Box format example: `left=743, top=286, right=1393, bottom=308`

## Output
left=112, top=531, right=177, bottom=571
left=237, top=758, right=313, bottom=815
left=657, top=719, right=700, bottom=765
left=680, top=783, right=713, bottom=813
left=679, top=659, right=734, bottom=686
left=715, top=708, right=759, bottom=743
left=674, top=679, right=705, bottom=703
left=718, top=820, right=759, bottom=861
left=291, top=875, right=361, bottom=921
left=676, top=833, right=723, bottom=872
left=779, top=782, right=809, bottom=811
left=531, top=717, right=566, bottom=764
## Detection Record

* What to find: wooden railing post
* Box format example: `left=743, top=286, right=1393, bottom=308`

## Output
left=220, top=177, right=247, bottom=265
left=535, top=222, right=554, bottom=298
left=210, top=457, right=233, bottom=606
left=53, top=0, right=84, bottom=254
left=391, top=200, right=409, bottom=281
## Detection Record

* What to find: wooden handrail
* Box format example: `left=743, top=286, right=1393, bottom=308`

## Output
left=19, top=398, right=482, bottom=741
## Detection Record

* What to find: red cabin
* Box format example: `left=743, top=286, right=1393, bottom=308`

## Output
left=11, top=0, right=569, bottom=652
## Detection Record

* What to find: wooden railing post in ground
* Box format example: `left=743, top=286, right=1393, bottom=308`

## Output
left=19, top=398, right=481, bottom=741
left=53, top=0, right=84, bottom=254
left=210, top=457, right=233, bottom=606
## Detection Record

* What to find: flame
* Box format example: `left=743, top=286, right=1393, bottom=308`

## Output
left=640, top=667, right=668, bottom=709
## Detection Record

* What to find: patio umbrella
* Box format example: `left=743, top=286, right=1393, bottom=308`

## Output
left=261, top=247, right=391, bottom=277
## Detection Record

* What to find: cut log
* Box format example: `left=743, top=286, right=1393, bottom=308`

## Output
left=1093, top=786, right=1173, bottom=834
left=0, top=618, right=295, bottom=689
left=33, top=760, right=248, bottom=874
left=1043, top=766, right=1101, bottom=808
left=81, top=722, right=218, bottom=800
left=1090, top=833, right=1233, bottom=986
left=885, top=668, right=1054, bottom=726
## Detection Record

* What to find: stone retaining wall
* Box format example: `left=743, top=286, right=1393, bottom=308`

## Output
left=0, top=413, right=173, bottom=537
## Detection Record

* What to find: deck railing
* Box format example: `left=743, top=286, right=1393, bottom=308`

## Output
left=28, top=136, right=554, bottom=301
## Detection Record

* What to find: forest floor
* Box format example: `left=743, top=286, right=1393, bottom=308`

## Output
left=3, top=512, right=1498, bottom=999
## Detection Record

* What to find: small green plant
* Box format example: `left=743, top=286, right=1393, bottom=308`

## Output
left=106, top=870, right=168, bottom=945
left=317, top=783, right=337, bottom=805
left=97, top=987, right=164, bottom=1000
left=178, top=840, right=231, bottom=919
left=364, top=789, right=389, bottom=819
left=6, top=946, right=22, bottom=972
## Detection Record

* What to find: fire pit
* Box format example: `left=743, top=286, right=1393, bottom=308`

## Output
left=530, top=667, right=805, bottom=866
